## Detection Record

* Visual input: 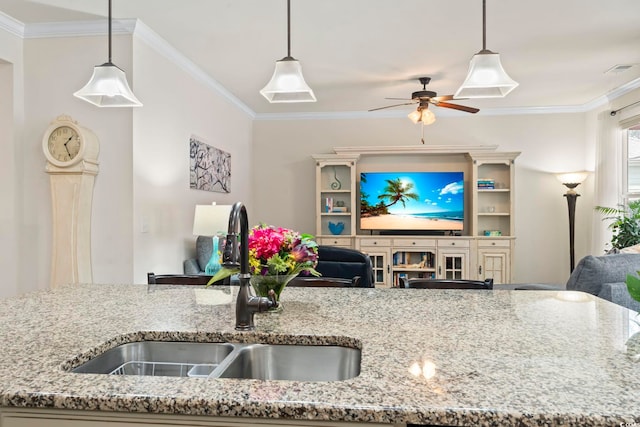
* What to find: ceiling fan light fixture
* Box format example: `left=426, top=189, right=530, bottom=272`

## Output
left=74, top=0, right=142, bottom=108
left=74, top=62, right=142, bottom=107
left=408, top=108, right=436, bottom=125
left=260, top=57, right=316, bottom=103
left=455, top=50, right=518, bottom=98
left=260, top=0, right=315, bottom=103
left=455, top=0, right=517, bottom=99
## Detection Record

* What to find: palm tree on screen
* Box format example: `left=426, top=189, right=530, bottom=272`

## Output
left=377, top=178, right=419, bottom=209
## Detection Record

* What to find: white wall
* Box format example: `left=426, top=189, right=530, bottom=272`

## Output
left=22, top=34, right=134, bottom=292
left=253, top=112, right=592, bottom=285
left=0, top=27, right=24, bottom=299
left=131, top=35, right=253, bottom=284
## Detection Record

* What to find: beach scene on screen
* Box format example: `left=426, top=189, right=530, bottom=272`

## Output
left=359, top=171, right=464, bottom=231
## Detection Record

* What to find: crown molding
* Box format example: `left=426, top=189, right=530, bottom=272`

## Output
left=8, top=17, right=640, bottom=122
left=0, top=11, right=25, bottom=38
left=18, top=18, right=254, bottom=118
left=131, top=20, right=254, bottom=118
left=23, top=18, right=135, bottom=38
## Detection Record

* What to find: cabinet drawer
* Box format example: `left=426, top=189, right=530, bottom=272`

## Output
left=358, top=238, right=391, bottom=248
left=318, top=237, right=352, bottom=247
left=437, top=239, right=470, bottom=248
left=392, top=238, right=436, bottom=248
left=477, top=239, right=511, bottom=248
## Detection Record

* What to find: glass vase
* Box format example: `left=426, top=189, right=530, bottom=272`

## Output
left=204, top=236, right=222, bottom=275
left=249, top=274, right=297, bottom=311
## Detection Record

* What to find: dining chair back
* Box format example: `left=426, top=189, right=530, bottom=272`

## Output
left=147, top=272, right=224, bottom=285
left=401, top=278, right=494, bottom=290
left=288, top=276, right=360, bottom=288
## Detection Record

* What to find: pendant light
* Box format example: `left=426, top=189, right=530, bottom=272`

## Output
left=454, top=0, right=518, bottom=99
left=260, top=0, right=316, bottom=103
left=74, top=0, right=142, bottom=107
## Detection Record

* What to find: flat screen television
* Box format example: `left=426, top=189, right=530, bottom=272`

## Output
left=359, top=171, right=464, bottom=231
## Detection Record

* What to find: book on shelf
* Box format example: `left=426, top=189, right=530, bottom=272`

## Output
left=331, top=206, right=349, bottom=213
left=477, top=179, right=495, bottom=189
left=325, top=197, right=333, bottom=213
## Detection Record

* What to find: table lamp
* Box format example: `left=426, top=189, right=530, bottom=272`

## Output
left=192, top=203, right=232, bottom=275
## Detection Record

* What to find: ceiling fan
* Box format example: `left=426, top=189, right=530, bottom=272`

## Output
left=369, top=77, right=480, bottom=124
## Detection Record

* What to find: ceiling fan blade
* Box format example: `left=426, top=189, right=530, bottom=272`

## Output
left=384, top=97, right=415, bottom=101
left=368, top=102, right=417, bottom=112
left=431, top=95, right=455, bottom=102
left=434, top=101, right=479, bottom=114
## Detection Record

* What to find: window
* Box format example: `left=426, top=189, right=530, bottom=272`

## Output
left=623, top=123, right=640, bottom=203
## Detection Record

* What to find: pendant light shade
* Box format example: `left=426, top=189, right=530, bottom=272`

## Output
left=260, top=0, right=315, bottom=103
left=260, top=57, right=316, bottom=103
left=455, top=0, right=517, bottom=99
left=74, top=62, right=142, bottom=107
left=74, top=0, right=142, bottom=107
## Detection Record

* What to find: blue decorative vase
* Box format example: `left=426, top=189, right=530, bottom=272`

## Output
left=205, top=236, right=222, bottom=275
left=328, top=221, right=345, bottom=235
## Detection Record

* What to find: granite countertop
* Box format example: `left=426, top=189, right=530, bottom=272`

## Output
left=0, top=284, right=639, bottom=426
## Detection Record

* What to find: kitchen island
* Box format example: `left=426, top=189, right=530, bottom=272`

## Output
left=0, top=284, right=638, bottom=427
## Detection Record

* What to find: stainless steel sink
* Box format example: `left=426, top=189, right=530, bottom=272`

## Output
left=216, top=344, right=361, bottom=381
left=71, top=341, right=361, bottom=381
left=72, top=341, right=235, bottom=377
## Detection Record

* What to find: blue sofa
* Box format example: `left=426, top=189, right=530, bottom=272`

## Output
left=567, top=253, right=640, bottom=312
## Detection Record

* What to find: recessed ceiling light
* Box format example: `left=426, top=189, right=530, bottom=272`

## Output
left=604, top=64, right=638, bottom=74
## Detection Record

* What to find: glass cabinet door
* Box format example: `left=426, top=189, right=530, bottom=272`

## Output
left=438, top=251, right=468, bottom=280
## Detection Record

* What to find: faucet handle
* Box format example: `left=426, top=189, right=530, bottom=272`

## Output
left=222, top=234, right=240, bottom=269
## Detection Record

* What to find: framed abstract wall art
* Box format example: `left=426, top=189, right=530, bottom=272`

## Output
left=189, top=136, right=231, bottom=193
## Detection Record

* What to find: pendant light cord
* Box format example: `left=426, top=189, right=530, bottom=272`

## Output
left=286, top=0, right=291, bottom=58
left=108, top=0, right=112, bottom=64
left=482, top=0, right=486, bottom=51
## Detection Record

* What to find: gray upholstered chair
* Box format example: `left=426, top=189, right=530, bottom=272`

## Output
left=184, top=236, right=213, bottom=275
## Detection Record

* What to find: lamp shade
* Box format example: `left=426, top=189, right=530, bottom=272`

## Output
left=454, top=51, right=518, bottom=99
left=74, top=63, right=142, bottom=107
left=192, top=204, right=233, bottom=236
left=556, top=171, right=589, bottom=186
left=260, top=57, right=316, bottom=103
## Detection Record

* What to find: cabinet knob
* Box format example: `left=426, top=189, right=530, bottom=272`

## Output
left=451, top=242, right=455, bottom=246
left=412, top=241, right=416, bottom=245
left=492, top=242, right=496, bottom=246
left=373, top=241, right=377, bottom=245
left=334, top=240, right=338, bottom=244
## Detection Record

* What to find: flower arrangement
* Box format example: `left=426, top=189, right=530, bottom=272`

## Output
left=248, top=224, right=320, bottom=277
left=208, top=224, right=320, bottom=283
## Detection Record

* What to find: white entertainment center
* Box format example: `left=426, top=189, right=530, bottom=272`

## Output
left=313, top=145, right=520, bottom=287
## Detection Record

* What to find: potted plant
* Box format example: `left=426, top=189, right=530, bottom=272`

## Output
left=595, top=200, right=640, bottom=252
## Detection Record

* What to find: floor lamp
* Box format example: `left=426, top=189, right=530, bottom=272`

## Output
left=556, top=172, right=589, bottom=273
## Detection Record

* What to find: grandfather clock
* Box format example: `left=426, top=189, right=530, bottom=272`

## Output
left=42, top=115, right=100, bottom=288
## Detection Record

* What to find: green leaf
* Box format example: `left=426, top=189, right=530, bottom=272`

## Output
left=207, top=267, right=238, bottom=286
left=625, top=272, right=640, bottom=303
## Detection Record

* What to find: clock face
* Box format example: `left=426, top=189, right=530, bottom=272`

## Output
left=47, top=126, right=81, bottom=163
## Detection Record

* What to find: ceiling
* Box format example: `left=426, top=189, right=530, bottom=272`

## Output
left=2, top=0, right=640, bottom=117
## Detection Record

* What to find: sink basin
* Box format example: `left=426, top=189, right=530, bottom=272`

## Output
left=72, top=341, right=235, bottom=377
left=217, top=344, right=361, bottom=381
left=71, top=341, right=361, bottom=381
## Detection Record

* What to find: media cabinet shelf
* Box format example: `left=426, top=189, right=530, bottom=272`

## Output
left=313, top=147, right=519, bottom=286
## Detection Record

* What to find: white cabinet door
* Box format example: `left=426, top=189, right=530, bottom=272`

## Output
left=478, top=249, right=510, bottom=285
